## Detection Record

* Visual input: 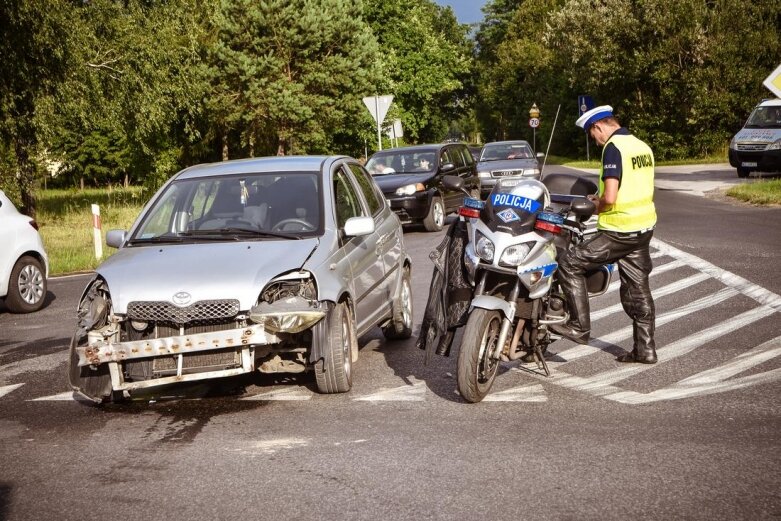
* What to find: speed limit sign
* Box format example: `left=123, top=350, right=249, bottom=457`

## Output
left=529, top=117, right=540, bottom=128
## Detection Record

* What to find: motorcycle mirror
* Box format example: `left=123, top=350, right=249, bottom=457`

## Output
left=570, top=197, right=596, bottom=219
left=443, top=175, right=464, bottom=191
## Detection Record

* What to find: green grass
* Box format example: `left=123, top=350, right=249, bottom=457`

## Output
left=725, top=179, right=781, bottom=205
left=37, top=187, right=145, bottom=275
left=545, top=153, right=728, bottom=169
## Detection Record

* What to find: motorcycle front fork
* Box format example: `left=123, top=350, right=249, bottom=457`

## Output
left=483, top=275, right=551, bottom=376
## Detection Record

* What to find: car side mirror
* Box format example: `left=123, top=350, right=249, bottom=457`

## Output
left=536, top=152, right=545, bottom=159
left=570, top=198, right=596, bottom=220
left=344, top=216, right=375, bottom=237
left=440, top=162, right=455, bottom=172
left=106, top=229, right=127, bottom=248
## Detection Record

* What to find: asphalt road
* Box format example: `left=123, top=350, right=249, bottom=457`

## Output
left=1, top=165, right=779, bottom=521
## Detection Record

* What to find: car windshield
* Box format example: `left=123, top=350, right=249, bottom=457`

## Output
left=480, top=143, right=534, bottom=162
left=744, top=106, right=781, bottom=129
left=130, top=172, right=321, bottom=242
left=366, top=151, right=436, bottom=175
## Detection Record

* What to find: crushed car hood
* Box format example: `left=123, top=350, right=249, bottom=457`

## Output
left=96, top=239, right=319, bottom=313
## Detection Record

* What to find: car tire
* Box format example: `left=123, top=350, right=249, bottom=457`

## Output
left=382, top=267, right=413, bottom=340
left=737, top=168, right=750, bottom=178
left=314, top=301, right=355, bottom=393
left=423, top=196, right=445, bottom=232
left=4, top=255, right=47, bottom=313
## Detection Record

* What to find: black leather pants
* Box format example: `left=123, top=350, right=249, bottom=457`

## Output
left=558, top=230, right=656, bottom=358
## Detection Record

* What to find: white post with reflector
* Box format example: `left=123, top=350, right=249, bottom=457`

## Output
left=91, top=204, right=103, bottom=260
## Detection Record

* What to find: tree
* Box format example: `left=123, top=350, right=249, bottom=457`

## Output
left=0, top=0, right=75, bottom=215
left=207, top=0, right=381, bottom=157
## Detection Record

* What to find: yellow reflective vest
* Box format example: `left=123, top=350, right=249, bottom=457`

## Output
left=598, top=134, right=657, bottom=232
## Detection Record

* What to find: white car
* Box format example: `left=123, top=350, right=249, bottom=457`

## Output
left=0, top=190, right=49, bottom=313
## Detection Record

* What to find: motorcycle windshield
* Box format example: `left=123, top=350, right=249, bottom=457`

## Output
left=482, top=178, right=550, bottom=235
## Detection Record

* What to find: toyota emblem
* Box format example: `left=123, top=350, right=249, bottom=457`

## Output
left=172, top=291, right=192, bottom=306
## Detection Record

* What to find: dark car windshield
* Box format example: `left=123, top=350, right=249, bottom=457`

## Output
left=366, top=151, right=436, bottom=175
left=480, top=143, right=534, bottom=162
left=744, top=105, right=781, bottom=129
left=131, top=171, right=322, bottom=242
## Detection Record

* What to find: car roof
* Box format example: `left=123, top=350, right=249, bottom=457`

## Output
left=483, top=140, right=532, bottom=147
left=757, top=99, right=781, bottom=107
left=175, top=156, right=340, bottom=180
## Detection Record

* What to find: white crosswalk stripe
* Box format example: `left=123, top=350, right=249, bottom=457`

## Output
left=353, top=381, right=426, bottom=401
left=240, top=387, right=313, bottom=401
left=0, top=383, right=24, bottom=399
left=482, top=384, right=547, bottom=402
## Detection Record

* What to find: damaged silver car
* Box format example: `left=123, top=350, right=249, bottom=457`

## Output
left=68, top=156, right=412, bottom=402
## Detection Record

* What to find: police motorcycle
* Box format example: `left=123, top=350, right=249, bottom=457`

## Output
left=442, top=173, right=614, bottom=403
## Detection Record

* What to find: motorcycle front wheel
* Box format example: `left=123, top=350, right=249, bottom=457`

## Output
left=457, top=308, right=502, bottom=403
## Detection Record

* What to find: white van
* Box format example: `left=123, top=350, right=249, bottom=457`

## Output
left=728, top=98, right=781, bottom=178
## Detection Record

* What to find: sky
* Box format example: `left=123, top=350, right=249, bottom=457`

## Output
left=433, top=0, right=488, bottom=25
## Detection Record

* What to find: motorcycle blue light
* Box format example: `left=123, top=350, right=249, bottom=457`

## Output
left=463, top=197, right=485, bottom=209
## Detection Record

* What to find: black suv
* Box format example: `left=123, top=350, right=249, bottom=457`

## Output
left=366, top=143, right=479, bottom=231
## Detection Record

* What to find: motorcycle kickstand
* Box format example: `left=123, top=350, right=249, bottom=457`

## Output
left=532, top=344, right=550, bottom=377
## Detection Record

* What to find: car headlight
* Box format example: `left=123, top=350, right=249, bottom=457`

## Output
left=395, top=183, right=425, bottom=196
left=499, top=241, right=534, bottom=267
left=477, top=171, right=491, bottom=178
left=250, top=296, right=325, bottom=333
left=729, top=135, right=738, bottom=149
left=767, top=139, right=781, bottom=151
left=526, top=168, right=541, bottom=176
left=475, top=230, right=494, bottom=262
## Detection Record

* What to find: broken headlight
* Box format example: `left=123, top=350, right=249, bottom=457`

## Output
left=251, top=272, right=323, bottom=333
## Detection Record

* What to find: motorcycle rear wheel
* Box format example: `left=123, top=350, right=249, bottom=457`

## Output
left=457, top=308, right=502, bottom=403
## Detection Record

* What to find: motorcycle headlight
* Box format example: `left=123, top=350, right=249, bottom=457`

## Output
left=395, top=183, right=425, bottom=196
left=767, top=138, right=781, bottom=151
left=499, top=242, right=534, bottom=267
left=475, top=230, right=494, bottom=262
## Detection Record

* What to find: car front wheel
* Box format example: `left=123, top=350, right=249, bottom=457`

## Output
left=5, top=255, right=47, bottom=313
left=737, top=168, right=751, bottom=178
left=314, top=301, right=355, bottom=393
left=423, top=196, right=445, bottom=232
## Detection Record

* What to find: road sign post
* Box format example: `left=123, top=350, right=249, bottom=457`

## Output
left=529, top=104, right=540, bottom=153
left=363, top=95, right=394, bottom=151
left=578, top=95, right=595, bottom=161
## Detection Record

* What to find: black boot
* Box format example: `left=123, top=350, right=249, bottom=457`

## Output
left=616, top=349, right=657, bottom=364
left=548, top=323, right=590, bottom=344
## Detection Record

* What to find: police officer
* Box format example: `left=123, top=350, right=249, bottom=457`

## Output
left=550, top=105, right=658, bottom=364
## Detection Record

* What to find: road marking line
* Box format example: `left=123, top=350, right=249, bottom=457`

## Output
left=482, top=384, right=547, bottom=402
left=676, top=335, right=781, bottom=386
left=605, top=368, right=781, bottom=404
left=29, top=391, right=75, bottom=401
left=240, top=387, right=313, bottom=401
left=605, top=259, right=685, bottom=294
left=353, top=381, right=426, bottom=401
left=650, top=250, right=667, bottom=259
left=592, top=272, right=710, bottom=322
left=652, top=238, right=781, bottom=311
left=554, top=287, right=739, bottom=365
left=548, top=305, right=777, bottom=395
left=0, top=383, right=24, bottom=399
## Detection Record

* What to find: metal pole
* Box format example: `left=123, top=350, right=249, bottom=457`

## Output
left=375, top=96, right=382, bottom=151
left=533, top=127, right=536, bottom=153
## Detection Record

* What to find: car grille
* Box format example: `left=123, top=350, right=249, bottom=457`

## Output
left=491, top=169, right=525, bottom=177
left=736, top=143, right=768, bottom=151
left=152, top=349, right=240, bottom=372
left=127, top=299, right=240, bottom=325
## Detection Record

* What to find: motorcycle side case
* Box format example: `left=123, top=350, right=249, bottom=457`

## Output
left=586, top=263, right=615, bottom=297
